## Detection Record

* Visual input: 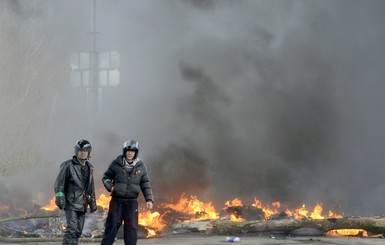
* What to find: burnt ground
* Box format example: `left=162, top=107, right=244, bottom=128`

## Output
left=1, top=234, right=385, bottom=245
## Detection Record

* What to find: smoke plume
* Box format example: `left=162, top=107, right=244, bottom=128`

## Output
left=0, top=0, right=385, bottom=216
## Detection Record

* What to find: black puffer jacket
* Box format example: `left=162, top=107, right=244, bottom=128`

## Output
left=102, top=155, right=153, bottom=202
left=54, top=156, right=97, bottom=212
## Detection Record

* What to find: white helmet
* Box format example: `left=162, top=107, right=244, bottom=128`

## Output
left=122, top=140, right=139, bottom=159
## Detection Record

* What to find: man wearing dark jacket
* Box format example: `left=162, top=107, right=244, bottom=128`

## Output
left=101, top=140, right=153, bottom=245
left=55, top=139, right=97, bottom=245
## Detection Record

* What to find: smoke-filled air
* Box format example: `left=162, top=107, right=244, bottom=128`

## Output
left=1, top=0, right=385, bottom=217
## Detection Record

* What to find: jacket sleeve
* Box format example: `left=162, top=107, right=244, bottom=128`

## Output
left=88, top=168, right=97, bottom=211
left=89, top=175, right=96, bottom=200
left=140, top=163, right=153, bottom=203
left=102, top=162, right=115, bottom=192
left=54, top=161, right=69, bottom=197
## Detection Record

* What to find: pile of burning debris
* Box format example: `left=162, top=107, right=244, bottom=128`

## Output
left=0, top=204, right=62, bottom=240
left=1, top=193, right=384, bottom=242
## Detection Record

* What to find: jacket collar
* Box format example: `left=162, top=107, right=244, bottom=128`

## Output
left=116, top=155, right=141, bottom=167
left=72, top=156, right=91, bottom=167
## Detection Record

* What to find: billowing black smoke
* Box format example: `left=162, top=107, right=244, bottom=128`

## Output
left=1, top=0, right=385, bottom=217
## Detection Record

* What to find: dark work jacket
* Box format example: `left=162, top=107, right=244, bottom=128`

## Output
left=102, top=155, right=153, bottom=202
left=54, top=156, right=96, bottom=212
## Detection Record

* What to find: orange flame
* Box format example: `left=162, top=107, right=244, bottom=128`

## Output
left=328, top=210, right=343, bottom=218
left=96, top=193, right=167, bottom=237
left=224, top=198, right=245, bottom=221
left=224, top=197, right=344, bottom=221
left=327, top=229, right=368, bottom=237
left=95, top=193, right=111, bottom=210
left=224, top=198, right=243, bottom=207
left=145, top=228, right=156, bottom=238
left=252, top=198, right=280, bottom=220
left=285, top=204, right=308, bottom=219
left=229, top=213, right=245, bottom=222
left=310, top=203, right=324, bottom=219
left=139, top=211, right=167, bottom=237
left=41, top=197, right=57, bottom=211
left=162, top=193, right=219, bottom=221
left=41, top=193, right=345, bottom=238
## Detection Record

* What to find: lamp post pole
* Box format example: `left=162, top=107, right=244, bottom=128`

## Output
left=87, top=0, right=100, bottom=127
left=70, top=0, right=120, bottom=132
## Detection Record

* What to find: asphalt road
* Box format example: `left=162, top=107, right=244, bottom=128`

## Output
left=1, top=235, right=384, bottom=245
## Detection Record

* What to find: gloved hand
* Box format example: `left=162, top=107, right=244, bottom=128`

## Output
left=90, top=204, right=97, bottom=213
left=103, top=179, right=114, bottom=192
left=55, top=196, right=65, bottom=209
left=105, top=183, right=114, bottom=192
left=90, top=197, right=97, bottom=213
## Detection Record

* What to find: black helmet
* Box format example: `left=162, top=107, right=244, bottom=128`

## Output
left=122, top=140, right=139, bottom=159
left=74, top=139, right=92, bottom=158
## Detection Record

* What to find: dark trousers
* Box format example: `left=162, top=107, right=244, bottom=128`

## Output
left=101, top=198, right=138, bottom=245
left=63, top=209, right=85, bottom=245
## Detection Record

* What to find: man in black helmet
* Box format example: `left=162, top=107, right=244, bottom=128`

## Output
left=54, top=139, right=97, bottom=245
left=101, top=140, right=153, bottom=245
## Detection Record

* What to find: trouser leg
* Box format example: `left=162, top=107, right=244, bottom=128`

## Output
left=101, top=198, right=123, bottom=245
left=123, top=199, right=138, bottom=245
left=74, top=212, right=85, bottom=244
left=63, top=210, right=85, bottom=245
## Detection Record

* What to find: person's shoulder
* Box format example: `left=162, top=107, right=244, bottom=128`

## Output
left=136, top=159, right=147, bottom=167
left=112, top=155, right=124, bottom=164
left=137, top=159, right=144, bottom=165
left=60, top=159, right=73, bottom=168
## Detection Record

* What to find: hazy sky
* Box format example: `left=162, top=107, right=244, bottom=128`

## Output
left=1, top=0, right=385, bottom=216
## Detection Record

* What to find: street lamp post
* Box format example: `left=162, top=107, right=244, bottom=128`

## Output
left=69, top=0, right=120, bottom=130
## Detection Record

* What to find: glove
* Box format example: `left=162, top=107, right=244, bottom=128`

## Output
left=55, top=196, right=65, bottom=209
left=90, top=197, right=97, bottom=213
left=105, top=183, right=114, bottom=192
left=103, top=179, right=114, bottom=192
left=90, top=204, right=97, bottom=213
